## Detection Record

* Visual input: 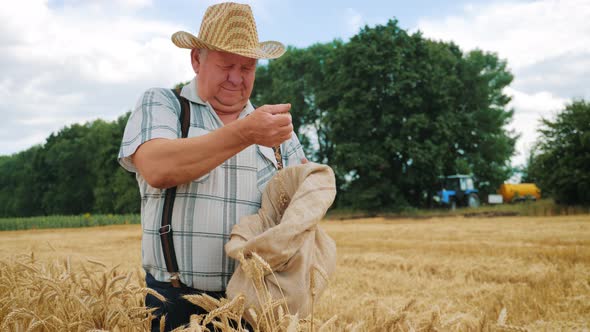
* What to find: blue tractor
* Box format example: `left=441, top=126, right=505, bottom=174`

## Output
left=435, top=175, right=480, bottom=210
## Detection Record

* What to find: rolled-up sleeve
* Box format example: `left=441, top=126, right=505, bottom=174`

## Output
left=118, top=88, right=181, bottom=173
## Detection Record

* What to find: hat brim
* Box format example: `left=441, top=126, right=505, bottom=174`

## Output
left=171, top=31, right=285, bottom=59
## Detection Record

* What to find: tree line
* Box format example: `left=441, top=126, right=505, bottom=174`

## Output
left=4, top=19, right=570, bottom=217
left=522, top=100, right=590, bottom=205
left=0, top=116, right=139, bottom=217
left=252, top=20, right=516, bottom=209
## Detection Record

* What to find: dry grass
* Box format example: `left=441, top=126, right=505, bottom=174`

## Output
left=1, top=215, right=589, bottom=331
left=0, top=254, right=154, bottom=331
left=0, top=247, right=332, bottom=331
left=171, top=251, right=337, bottom=332
left=318, top=215, right=590, bottom=331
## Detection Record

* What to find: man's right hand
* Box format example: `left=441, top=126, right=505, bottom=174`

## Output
left=238, top=104, right=293, bottom=147
left=133, top=103, right=294, bottom=189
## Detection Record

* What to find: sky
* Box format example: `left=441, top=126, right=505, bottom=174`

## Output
left=1, top=0, right=588, bottom=168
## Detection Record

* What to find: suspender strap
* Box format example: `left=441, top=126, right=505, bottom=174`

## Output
left=176, top=88, right=191, bottom=137
left=159, top=88, right=191, bottom=288
left=158, top=98, right=283, bottom=287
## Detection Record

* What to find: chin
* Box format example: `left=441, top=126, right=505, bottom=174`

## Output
left=224, top=93, right=246, bottom=102
left=212, top=98, right=247, bottom=111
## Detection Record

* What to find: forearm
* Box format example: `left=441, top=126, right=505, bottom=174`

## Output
left=133, top=120, right=250, bottom=189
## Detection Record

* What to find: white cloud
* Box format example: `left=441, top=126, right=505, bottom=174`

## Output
left=504, top=87, right=567, bottom=166
left=0, top=0, right=280, bottom=155
left=0, top=132, right=49, bottom=155
left=0, top=0, right=192, bottom=155
left=505, top=87, right=566, bottom=116
left=345, top=8, right=364, bottom=34
left=416, top=0, right=590, bottom=169
left=340, top=8, right=390, bottom=41
left=117, top=0, right=153, bottom=10
left=59, top=0, right=153, bottom=11
left=1, top=1, right=185, bottom=83
left=417, top=0, right=590, bottom=69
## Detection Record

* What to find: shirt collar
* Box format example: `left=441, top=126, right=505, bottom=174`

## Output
left=180, top=77, right=206, bottom=105
left=180, top=77, right=255, bottom=118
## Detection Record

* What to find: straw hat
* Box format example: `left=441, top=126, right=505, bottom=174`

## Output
left=171, top=2, right=285, bottom=59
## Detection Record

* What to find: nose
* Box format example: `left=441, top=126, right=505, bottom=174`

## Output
left=227, top=67, right=243, bottom=85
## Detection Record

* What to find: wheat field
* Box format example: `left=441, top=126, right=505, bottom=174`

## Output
left=1, top=215, right=589, bottom=331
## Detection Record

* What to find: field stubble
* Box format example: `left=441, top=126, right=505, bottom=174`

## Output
left=0, top=215, right=589, bottom=331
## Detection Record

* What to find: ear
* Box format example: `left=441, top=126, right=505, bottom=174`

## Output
left=190, top=49, right=200, bottom=74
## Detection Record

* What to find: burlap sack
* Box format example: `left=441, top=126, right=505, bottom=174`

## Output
left=225, top=162, right=337, bottom=321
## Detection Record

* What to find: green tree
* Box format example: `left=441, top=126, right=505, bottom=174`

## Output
left=520, top=151, right=536, bottom=184
left=527, top=100, right=590, bottom=204
left=102, top=113, right=140, bottom=214
left=445, top=50, right=517, bottom=197
left=324, top=21, right=431, bottom=209
left=323, top=20, right=516, bottom=209
left=0, top=147, right=45, bottom=217
left=0, top=112, right=140, bottom=217
left=88, top=114, right=139, bottom=214
left=252, top=42, right=341, bottom=163
left=41, top=124, right=95, bottom=214
left=0, top=24, right=520, bottom=215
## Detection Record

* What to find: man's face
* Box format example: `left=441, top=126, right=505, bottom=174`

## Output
left=192, top=49, right=257, bottom=114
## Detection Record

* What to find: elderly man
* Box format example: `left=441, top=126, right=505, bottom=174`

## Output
left=118, top=2, right=306, bottom=330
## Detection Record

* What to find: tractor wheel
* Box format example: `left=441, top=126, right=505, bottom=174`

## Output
left=467, top=193, right=480, bottom=208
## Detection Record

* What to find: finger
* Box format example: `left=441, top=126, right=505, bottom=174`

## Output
left=301, top=158, right=309, bottom=164
left=276, top=111, right=292, bottom=121
left=263, top=103, right=291, bottom=115
left=277, top=124, right=293, bottom=135
left=279, top=132, right=292, bottom=142
left=274, top=114, right=292, bottom=126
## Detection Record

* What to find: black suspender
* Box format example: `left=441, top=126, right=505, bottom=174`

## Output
left=159, top=88, right=190, bottom=288
left=158, top=95, right=283, bottom=288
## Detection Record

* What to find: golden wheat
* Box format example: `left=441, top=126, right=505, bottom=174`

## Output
left=168, top=249, right=332, bottom=332
left=1, top=215, right=589, bottom=331
left=0, top=251, right=330, bottom=332
left=0, top=254, right=154, bottom=331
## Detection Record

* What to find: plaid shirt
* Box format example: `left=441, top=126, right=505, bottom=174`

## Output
left=118, top=78, right=306, bottom=291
